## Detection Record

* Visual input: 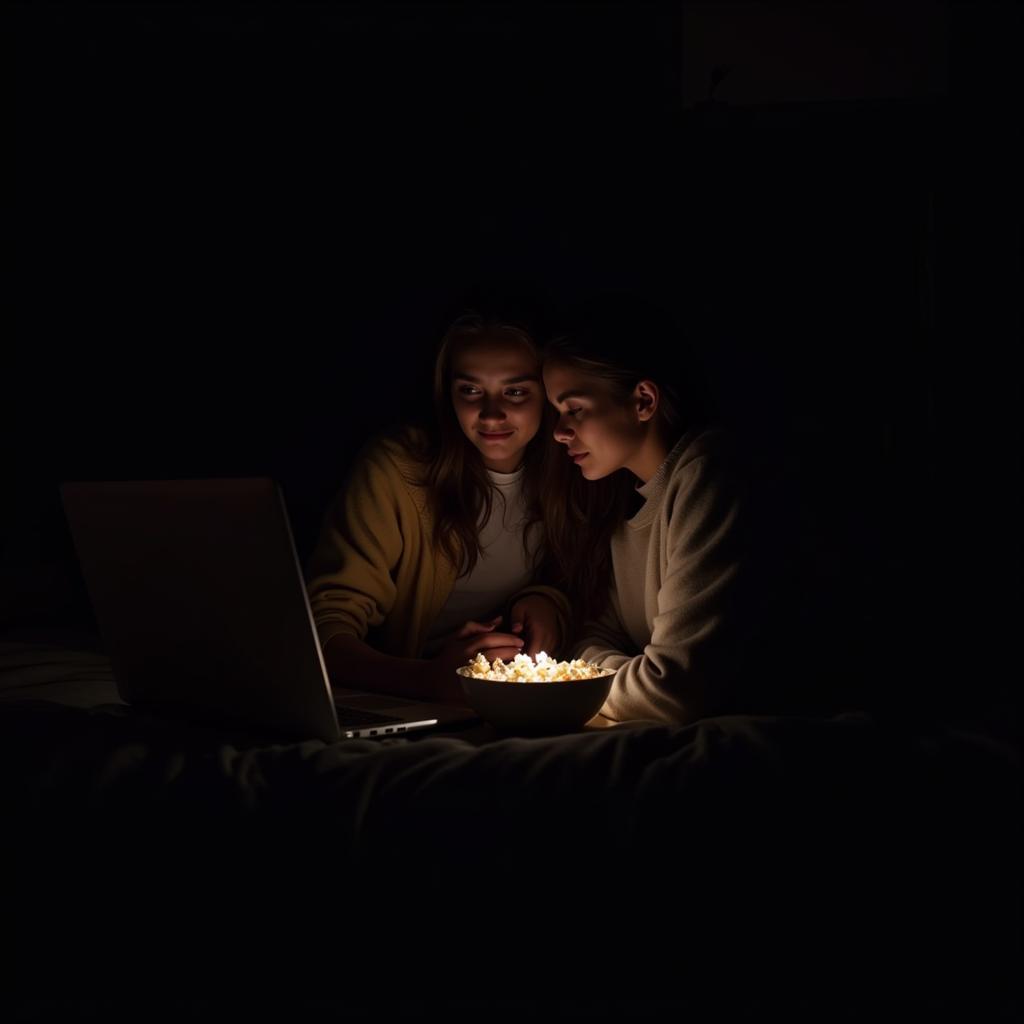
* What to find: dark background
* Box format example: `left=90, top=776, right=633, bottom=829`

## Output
left=6, top=2, right=1020, bottom=721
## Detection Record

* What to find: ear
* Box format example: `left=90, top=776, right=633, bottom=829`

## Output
left=633, top=379, right=660, bottom=423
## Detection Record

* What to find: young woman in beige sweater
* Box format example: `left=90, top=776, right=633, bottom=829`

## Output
left=542, top=295, right=750, bottom=726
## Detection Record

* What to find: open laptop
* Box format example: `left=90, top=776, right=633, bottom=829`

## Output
left=59, top=477, right=478, bottom=742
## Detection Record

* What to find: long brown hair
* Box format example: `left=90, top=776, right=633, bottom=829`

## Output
left=534, top=343, right=639, bottom=625
left=534, top=433, right=635, bottom=626
left=403, top=313, right=557, bottom=578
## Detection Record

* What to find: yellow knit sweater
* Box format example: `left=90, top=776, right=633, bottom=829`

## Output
left=306, top=433, right=570, bottom=658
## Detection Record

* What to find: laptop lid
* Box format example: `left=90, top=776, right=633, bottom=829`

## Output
left=59, top=477, right=448, bottom=743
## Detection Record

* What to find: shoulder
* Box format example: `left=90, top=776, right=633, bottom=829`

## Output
left=664, top=425, right=743, bottom=502
left=350, top=422, right=426, bottom=472
left=671, top=424, right=732, bottom=469
left=354, top=427, right=431, bottom=512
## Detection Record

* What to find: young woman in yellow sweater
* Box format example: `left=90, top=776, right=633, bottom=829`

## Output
left=541, top=293, right=750, bottom=726
left=306, top=312, right=571, bottom=705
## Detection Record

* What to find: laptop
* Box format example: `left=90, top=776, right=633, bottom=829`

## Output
left=59, top=477, right=478, bottom=742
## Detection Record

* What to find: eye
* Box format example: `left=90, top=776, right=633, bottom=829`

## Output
left=456, top=384, right=482, bottom=398
left=567, top=407, right=584, bottom=419
left=505, top=388, right=530, bottom=399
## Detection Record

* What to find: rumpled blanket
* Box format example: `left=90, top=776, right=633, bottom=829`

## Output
left=1, top=639, right=1017, bottom=1018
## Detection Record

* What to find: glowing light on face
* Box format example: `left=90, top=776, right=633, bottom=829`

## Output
left=543, top=361, right=647, bottom=481
left=451, top=338, right=544, bottom=473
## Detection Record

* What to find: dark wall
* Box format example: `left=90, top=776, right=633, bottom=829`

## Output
left=9, top=2, right=682, bottom=578
left=7, top=3, right=1019, bottom=718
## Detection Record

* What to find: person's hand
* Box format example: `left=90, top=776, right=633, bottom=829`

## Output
left=508, top=594, right=561, bottom=659
left=423, top=616, right=525, bottom=701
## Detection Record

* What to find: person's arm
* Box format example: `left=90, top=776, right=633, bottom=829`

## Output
left=506, top=587, right=568, bottom=658
left=323, top=622, right=524, bottom=704
left=586, top=455, right=746, bottom=725
left=306, top=446, right=406, bottom=651
left=572, top=587, right=637, bottom=669
left=504, top=548, right=572, bottom=657
left=307, top=447, right=523, bottom=701
left=323, top=635, right=436, bottom=700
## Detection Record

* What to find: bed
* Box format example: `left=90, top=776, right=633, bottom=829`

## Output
left=1, top=629, right=1017, bottom=1019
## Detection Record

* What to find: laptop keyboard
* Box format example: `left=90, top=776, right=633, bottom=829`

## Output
left=334, top=707, right=405, bottom=727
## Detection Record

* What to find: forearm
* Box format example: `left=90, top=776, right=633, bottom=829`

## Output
left=602, top=560, right=746, bottom=725
left=599, top=650, right=707, bottom=725
left=577, top=642, right=633, bottom=672
left=571, top=593, right=635, bottom=664
left=322, top=634, right=436, bottom=702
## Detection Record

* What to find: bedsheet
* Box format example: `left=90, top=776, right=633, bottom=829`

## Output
left=1, top=636, right=1017, bottom=1018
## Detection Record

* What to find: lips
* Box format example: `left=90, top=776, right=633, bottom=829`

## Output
left=568, top=451, right=588, bottom=463
left=479, top=430, right=514, bottom=441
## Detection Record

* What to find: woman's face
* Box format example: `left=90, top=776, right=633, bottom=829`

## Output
left=543, top=361, right=646, bottom=481
left=451, top=337, right=544, bottom=473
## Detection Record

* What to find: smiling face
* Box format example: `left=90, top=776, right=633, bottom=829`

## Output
left=450, top=335, right=544, bottom=473
left=543, top=360, right=666, bottom=482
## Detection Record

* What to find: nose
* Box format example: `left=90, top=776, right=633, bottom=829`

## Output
left=478, top=393, right=507, bottom=423
left=553, top=416, right=574, bottom=443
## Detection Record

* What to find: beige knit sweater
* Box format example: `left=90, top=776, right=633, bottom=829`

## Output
left=574, top=427, right=747, bottom=725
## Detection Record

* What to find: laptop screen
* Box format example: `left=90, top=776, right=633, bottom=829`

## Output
left=60, top=478, right=342, bottom=741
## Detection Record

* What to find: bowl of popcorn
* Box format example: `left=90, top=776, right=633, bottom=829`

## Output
left=456, top=652, right=615, bottom=735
